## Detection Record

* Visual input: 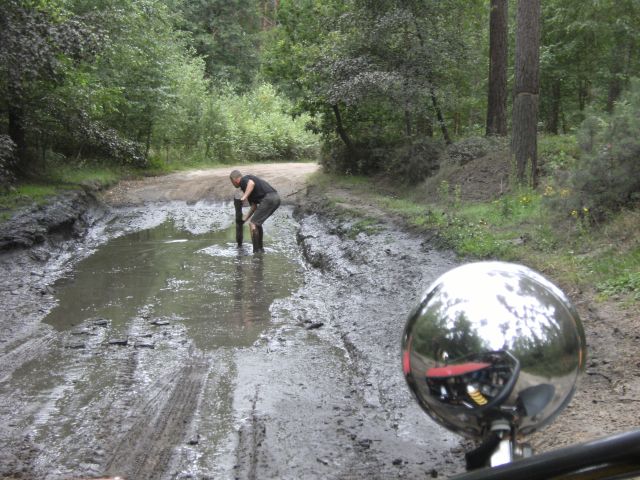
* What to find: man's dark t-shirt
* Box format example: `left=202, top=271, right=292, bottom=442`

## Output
left=240, top=175, right=277, bottom=204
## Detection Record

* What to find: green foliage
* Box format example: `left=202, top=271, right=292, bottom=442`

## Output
left=0, top=135, right=17, bottom=189
left=170, top=0, right=261, bottom=87
left=597, top=272, right=640, bottom=301
left=152, top=82, right=319, bottom=166
left=540, top=0, right=640, bottom=131
left=538, top=134, right=580, bottom=175
left=545, top=79, right=640, bottom=222
left=263, top=0, right=487, bottom=175
left=207, top=83, right=319, bottom=164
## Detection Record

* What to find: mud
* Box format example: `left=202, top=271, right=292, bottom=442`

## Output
left=0, top=164, right=467, bottom=479
left=1, top=163, right=638, bottom=479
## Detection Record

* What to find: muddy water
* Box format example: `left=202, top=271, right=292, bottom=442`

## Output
left=45, top=219, right=302, bottom=349
left=0, top=201, right=466, bottom=480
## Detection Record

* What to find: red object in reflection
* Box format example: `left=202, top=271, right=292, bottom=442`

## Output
left=427, top=362, right=491, bottom=378
left=402, top=350, right=411, bottom=375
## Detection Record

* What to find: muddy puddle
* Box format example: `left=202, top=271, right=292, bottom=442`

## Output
left=45, top=218, right=302, bottom=349
left=0, top=200, right=466, bottom=480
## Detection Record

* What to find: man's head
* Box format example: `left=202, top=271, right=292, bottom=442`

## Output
left=230, top=170, right=242, bottom=187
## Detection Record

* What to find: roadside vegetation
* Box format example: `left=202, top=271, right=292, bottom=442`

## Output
left=308, top=80, right=640, bottom=306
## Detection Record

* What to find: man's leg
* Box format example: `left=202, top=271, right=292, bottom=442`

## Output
left=257, top=225, right=264, bottom=251
left=249, top=222, right=263, bottom=253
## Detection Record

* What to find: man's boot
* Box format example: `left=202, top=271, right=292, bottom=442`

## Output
left=251, top=227, right=261, bottom=254
left=257, top=225, right=264, bottom=252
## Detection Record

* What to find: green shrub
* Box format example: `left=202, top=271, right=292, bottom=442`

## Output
left=546, top=79, right=640, bottom=222
left=538, top=134, right=580, bottom=175
left=0, top=135, right=17, bottom=190
left=213, top=83, right=320, bottom=164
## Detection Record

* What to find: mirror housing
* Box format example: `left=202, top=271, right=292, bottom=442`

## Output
left=402, top=262, right=586, bottom=439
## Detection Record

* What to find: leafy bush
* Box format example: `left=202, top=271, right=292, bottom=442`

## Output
left=538, top=134, right=580, bottom=175
left=546, top=79, right=640, bottom=222
left=0, top=135, right=17, bottom=190
left=320, top=140, right=379, bottom=175
left=70, top=112, right=146, bottom=166
left=209, top=83, right=319, bottom=164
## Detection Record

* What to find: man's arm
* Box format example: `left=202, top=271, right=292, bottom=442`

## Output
left=243, top=203, right=257, bottom=223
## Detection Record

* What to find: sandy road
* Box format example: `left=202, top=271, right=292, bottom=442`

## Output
left=102, top=162, right=320, bottom=206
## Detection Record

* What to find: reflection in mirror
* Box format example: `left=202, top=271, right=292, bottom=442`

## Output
left=402, top=262, right=585, bottom=439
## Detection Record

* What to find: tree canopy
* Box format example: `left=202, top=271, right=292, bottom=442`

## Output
left=0, top=0, right=638, bottom=195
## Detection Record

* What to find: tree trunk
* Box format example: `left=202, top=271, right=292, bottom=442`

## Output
left=416, top=114, right=433, bottom=137
left=413, top=24, right=450, bottom=144
left=547, top=78, right=561, bottom=134
left=332, top=104, right=356, bottom=156
left=8, top=106, right=27, bottom=170
left=512, top=0, right=541, bottom=186
left=404, top=109, right=412, bottom=137
left=486, top=0, right=508, bottom=136
left=430, top=87, right=451, bottom=145
left=578, top=79, right=589, bottom=111
left=606, top=38, right=631, bottom=113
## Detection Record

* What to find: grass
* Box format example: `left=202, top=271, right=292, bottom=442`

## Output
left=346, top=218, right=381, bottom=239
left=311, top=169, right=640, bottom=306
left=0, top=160, right=134, bottom=218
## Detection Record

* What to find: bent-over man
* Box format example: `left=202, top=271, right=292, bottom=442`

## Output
left=229, top=170, right=281, bottom=253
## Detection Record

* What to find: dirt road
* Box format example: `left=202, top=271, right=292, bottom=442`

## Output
left=103, top=162, right=320, bottom=206
left=0, top=162, right=638, bottom=479
left=0, top=162, right=465, bottom=479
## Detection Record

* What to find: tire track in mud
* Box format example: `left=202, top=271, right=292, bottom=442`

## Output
left=103, top=352, right=208, bottom=479
left=235, top=388, right=267, bottom=480
left=0, top=331, right=56, bottom=384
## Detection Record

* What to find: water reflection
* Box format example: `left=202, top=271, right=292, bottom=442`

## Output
left=46, top=218, right=302, bottom=350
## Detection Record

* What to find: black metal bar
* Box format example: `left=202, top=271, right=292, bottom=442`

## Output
left=451, top=429, right=640, bottom=480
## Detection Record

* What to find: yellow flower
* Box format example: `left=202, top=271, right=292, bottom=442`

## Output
left=571, top=210, right=578, bottom=217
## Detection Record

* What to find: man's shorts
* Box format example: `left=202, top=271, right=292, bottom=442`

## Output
left=251, top=192, right=280, bottom=226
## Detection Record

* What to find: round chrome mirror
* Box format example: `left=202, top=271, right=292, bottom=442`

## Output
left=402, top=262, right=586, bottom=439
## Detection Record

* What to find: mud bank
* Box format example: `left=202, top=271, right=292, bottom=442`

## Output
left=0, top=188, right=102, bottom=251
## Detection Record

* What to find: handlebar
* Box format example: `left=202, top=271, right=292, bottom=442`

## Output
left=451, top=429, right=640, bottom=480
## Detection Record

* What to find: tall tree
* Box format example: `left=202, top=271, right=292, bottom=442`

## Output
left=171, top=0, right=261, bottom=88
left=512, top=0, right=541, bottom=186
left=540, top=0, right=640, bottom=132
left=486, top=0, right=508, bottom=136
left=0, top=0, right=100, bottom=170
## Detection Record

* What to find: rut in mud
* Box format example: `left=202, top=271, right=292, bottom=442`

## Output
left=0, top=196, right=466, bottom=480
